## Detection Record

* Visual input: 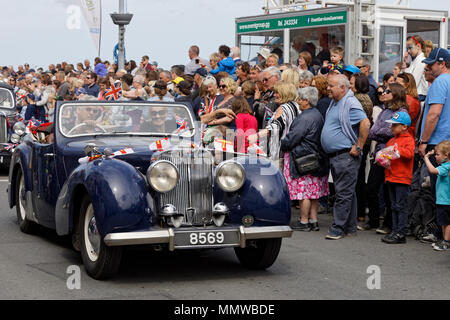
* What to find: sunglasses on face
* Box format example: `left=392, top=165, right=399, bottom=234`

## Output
left=219, top=85, right=227, bottom=89
left=150, top=110, right=167, bottom=117
left=263, top=75, right=274, bottom=82
left=383, top=89, right=392, bottom=94
left=407, top=46, right=414, bottom=50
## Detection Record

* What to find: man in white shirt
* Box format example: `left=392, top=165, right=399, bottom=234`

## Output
left=185, top=45, right=210, bottom=76
left=403, top=35, right=428, bottom=101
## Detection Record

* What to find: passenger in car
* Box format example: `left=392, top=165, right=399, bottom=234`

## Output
left=141, top=107, right=177, bottom=134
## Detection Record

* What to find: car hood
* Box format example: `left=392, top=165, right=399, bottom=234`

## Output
left=62, top=136, right=193, bottom=176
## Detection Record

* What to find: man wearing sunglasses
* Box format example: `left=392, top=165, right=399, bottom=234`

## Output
left=403, top=35, right=428, bottom=101
left=253, top=66, right=281, bottom=129
left=82, top=72, right=100, bottom=98
left=141, top=107, right=177, bottom=134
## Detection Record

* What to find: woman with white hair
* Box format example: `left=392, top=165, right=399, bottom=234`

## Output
left=280, top=86, right=329, bottom=231
left=123, top=74, right=148, bottom=100
left=299, top=70, right=314, bottom=88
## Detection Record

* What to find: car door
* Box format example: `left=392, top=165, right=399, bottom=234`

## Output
left=30, top=141, right=60, bottom=229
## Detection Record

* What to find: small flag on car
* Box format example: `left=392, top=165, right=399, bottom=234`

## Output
left=214, top=138, right=234, bottom=152
left=112, top=148, right=135, bottom=157
left=149, top=137, right=171, bottom=152
left=104, top=80, right=123, bottom=101
left=78, top=154, right=103, bottom=164
left=175, top=116, right=188, bottom=133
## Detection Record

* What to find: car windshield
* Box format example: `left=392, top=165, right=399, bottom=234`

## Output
left=0, top=88, right=14, bottom=108
left=59, top=103, right=195, bottom=138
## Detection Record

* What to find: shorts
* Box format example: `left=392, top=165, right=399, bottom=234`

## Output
left=436, top=205, right=450, bottom=226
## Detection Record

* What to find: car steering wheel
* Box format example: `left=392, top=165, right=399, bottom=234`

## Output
left=67, top=122, right=107, bottom=135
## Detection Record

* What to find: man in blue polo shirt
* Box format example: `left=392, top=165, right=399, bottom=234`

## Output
left=321, top=74, right=370, bottom=239
left=419, top=48, right=450, bottom=187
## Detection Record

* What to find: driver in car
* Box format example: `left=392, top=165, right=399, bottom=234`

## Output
left=67, top=105, right=104, bottom=135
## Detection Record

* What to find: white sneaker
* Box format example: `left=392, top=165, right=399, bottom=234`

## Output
left=420, top=233, right=437, bottom=243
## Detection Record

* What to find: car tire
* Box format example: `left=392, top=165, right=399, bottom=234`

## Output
left=15, top=169, right=36, bottom=234
left=79, top=195, right=123, bottom=280
left=234, top=238, right=282, bottom=270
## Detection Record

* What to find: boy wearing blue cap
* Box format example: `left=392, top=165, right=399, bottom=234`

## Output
left=382, top=111, right=416, bottom=244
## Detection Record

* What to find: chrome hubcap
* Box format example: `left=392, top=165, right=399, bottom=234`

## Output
left=84, top=204, right=100, bottom=262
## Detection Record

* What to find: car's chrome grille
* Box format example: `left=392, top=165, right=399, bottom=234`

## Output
left=0, top=117, right=7, bottom=144
left=159, top=149, right=214, bottom=226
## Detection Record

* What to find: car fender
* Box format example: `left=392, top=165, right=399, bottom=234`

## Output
left=55, top=157, right=153, bottom=236
left=214, top=156, right=291, bottom=226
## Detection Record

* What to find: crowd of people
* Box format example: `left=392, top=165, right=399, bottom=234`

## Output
left=1, top=34, right=449, bottom=251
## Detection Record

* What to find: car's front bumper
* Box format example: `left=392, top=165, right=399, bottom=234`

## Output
left=104, top=225, right=293, bottom=251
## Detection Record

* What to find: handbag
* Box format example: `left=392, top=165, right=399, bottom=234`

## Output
left=294, top=153, right=321, bottom=175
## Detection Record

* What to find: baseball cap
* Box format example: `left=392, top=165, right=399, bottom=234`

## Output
left=385, top=111, right=411, bottom=126
left=26, top=93, right=35, bottom=101
left=344, top=65, right=362, bottom=74
left=151, top=61, right=158, bottom=67
left=257, top=47, right=271, bottom=60
left=422, top=47, right=450, bottom=64
left=194, top=68, right=208, bottom=77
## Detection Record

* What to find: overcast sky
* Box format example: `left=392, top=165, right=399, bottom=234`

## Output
left=1, top=0, right=448, bottom=70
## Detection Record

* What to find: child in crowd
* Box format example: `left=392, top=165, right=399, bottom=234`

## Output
left=424, top=140, right=450, bottom=251
left=232, top=96, right=258, bottom=153
left=320, top=46, right=345, bottom=75
left=24, top=94, right=46, bottom=122
left=383, top=112, right=415, bottom=244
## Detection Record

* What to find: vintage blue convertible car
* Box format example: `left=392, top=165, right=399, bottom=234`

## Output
left=7, top=101, right=292, bottom=279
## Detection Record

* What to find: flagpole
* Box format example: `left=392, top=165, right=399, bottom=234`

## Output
left=98, top=0, right=102, bottom=58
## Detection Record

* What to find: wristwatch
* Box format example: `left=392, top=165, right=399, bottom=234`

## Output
left=355, top=145, right=361, bottom=152
left=419, top=140, right=428, bottom=145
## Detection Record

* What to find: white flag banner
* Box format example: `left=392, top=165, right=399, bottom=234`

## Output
left=78, top=0, right=102, bottom=56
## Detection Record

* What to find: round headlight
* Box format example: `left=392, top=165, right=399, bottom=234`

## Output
left=13, top=122, right=26, bottom=136
left=147, top=161, right=179, bottom=193
left=10, top=133, right=21, bottom=144
left=216, top=161, right=245, bottom=192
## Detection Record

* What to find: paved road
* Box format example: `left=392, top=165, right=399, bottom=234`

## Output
left=0, top=168, right=449, bottom=300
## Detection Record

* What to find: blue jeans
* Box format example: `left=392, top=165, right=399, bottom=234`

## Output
left=387, top=182, right=409, bottom=236
left=329, top=152, right=361, bottom=235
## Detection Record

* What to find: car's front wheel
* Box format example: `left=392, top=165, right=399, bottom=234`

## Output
left=15, top=169, right=36, bottom=234
left=234, top=238, right=282, bottom=270
left=79, top=195, right=122, bottom=280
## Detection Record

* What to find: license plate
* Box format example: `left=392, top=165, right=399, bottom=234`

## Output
left=174, top=229, right=240, bottom=249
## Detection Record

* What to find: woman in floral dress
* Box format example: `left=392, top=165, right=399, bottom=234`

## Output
left=280, top=87, right=329, bottom=231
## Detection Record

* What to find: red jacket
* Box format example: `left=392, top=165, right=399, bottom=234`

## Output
left=406, top=95, right=420, bottom=137
left=385, top=132, right=415, bottom=185
left=235, top=113, right=258, bottom=153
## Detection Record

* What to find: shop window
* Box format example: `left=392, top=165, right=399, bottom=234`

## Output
left=378, top=25, right=403, bottom=82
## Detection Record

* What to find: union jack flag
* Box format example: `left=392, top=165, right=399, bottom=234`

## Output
left=104, top=80, right=123, bottom=101
left=175, top=115, right=188, bottom=133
